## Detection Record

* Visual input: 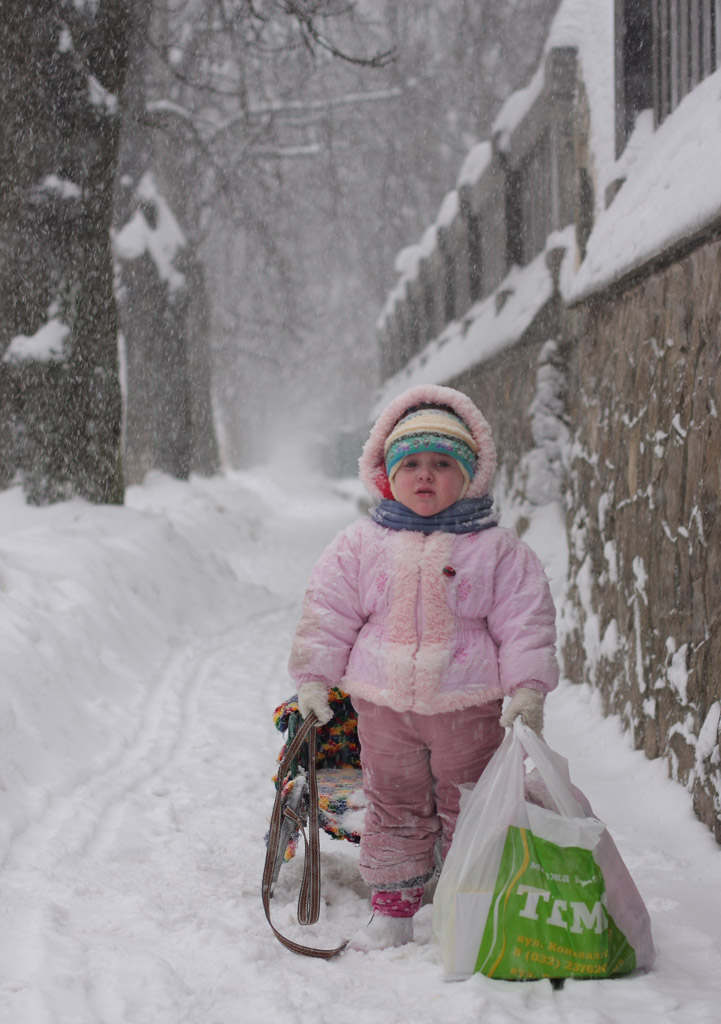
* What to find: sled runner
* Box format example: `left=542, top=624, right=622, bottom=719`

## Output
left=268, top=688, right=364, bottom=888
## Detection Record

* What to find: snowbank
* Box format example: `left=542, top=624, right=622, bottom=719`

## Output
left=1, top=469, right=721, bottom=1022
left=0, top=473, right=258, bottom=860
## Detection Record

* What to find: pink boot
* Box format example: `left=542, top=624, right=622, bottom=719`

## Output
left=349, top=888, right=423, bottom=951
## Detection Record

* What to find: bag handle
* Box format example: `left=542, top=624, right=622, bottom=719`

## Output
left=262, top=711, right=347, bottom=958
left=513, top=720, right=587, bottom=818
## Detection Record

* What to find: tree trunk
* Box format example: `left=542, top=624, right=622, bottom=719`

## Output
left=0, top=0, right=130, bottom=503
left=114, top=0, right=220, bottom=484
left=184, top=253, right=221, bottom=477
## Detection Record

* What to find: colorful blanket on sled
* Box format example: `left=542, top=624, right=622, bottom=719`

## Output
left=272, top=689, right=364, bottom=860
left=273, top=688, right=361, bottom=772
left=317, top=765, right=365, bottom=843
left=275, top=765, right=365, bottom=863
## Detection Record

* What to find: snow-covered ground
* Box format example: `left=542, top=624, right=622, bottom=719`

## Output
left=1, top=465, right=720, bottom=1024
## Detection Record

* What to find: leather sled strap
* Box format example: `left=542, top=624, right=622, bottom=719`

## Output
left=262, top=711, right=348, bottom=958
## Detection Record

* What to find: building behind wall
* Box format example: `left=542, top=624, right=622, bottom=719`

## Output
left=374, top=0, right=721, bottom=841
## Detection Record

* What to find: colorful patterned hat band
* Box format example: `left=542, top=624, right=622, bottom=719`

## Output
left=384, top=407, right=478, bottom=495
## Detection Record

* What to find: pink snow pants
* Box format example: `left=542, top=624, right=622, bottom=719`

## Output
left=354, top=697, right=504, bottom=890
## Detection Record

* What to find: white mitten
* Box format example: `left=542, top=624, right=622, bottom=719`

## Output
left=500, top=687, right=544, bottom=735
left=297, top=680, right=333, bottom=725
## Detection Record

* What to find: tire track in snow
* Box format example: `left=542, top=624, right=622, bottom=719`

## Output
left=0, top=483, right=369, bottom=1023
left=0, top=602, right=290, bottom=1024
left=2, top=638, right=211, bottom=876
left=0, top=601, right=286, bottom=878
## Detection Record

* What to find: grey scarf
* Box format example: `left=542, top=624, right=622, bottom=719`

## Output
left=369, top=496, right=498, bottom=534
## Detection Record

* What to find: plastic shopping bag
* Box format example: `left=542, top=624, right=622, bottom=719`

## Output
left=432, top=722, right=655, bottom=981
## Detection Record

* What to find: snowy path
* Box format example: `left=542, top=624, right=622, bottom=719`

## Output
left=1, top=469, right=720, bottom=1023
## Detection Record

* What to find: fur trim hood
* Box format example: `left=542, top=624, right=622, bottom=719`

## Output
left=359, top=385, right=497, bottom=501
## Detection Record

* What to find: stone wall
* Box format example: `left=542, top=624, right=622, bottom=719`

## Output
left=447, top=296, right=563, bottom=500
left=379, top=46, right=578, bottom=379
left=374, top=17, right=721, bottom=843
left=448, top=238, right=721, bottom=843
left=562, top=239, right=721, bottom=842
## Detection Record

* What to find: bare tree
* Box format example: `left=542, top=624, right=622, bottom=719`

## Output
left=126, top=0, right=397, bottom=467
left=114, top=0, right=222, bottom=483
left=0, top=0, right=132, bottom=503
left=194, top=0, right=561, bottom=465
left=0, top=0, right=558, bottom=496
left=0, top=0, right=393, bottom=499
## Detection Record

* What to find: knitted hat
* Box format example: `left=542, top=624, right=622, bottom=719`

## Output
left=359, top=384, right=496, bottom=502
left=384, top=406, right=478, bottom=498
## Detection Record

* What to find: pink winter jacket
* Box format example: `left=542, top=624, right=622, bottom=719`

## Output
left=289, top=383, right=559, bottom=714
left=289, top=517, right=559, bottom=714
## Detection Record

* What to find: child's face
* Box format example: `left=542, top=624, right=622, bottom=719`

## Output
left=392, top=451, right=466, bottom=516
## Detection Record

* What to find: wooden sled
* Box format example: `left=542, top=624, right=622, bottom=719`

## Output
left=269, top=688, right=364, bottom=889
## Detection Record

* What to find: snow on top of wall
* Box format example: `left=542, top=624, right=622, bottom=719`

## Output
left=377, top=141, right=492, bottom=329
left=377, top=0, right=615, bottom=332
left=374, top=226, right=575, bottom=414
left=3, top=318, right=70, bottom=365
left=570, top=67, right=721, bottom=300
left=490, top=0, right=721, bottom=301
left=456, top=141, right=492, bottom=189
left=394, top=244, right=420, bottom=277
left=377, top=191, right=460, bottom=327
left=378, top=1, right=721, bottom=390
left=378, top=230, right=435, bottom=326
left=419, top=222, right=438, bottom=259
left=379, top=276, right=411, bottom=327
left=492, top=0, right=615, bottom=206
left=608, top=107, right=656, bottom=196
left=113, top=173, right=187, bottom=292
left=493, top=62, right=545, bottom=152
left=437, top=189, right=459, bottom=230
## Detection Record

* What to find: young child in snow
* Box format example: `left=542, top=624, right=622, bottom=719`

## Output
left=288, top=384, right=558, bottom=950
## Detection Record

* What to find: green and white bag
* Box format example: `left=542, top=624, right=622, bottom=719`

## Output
left=432, top=722, right=655, bottom=982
